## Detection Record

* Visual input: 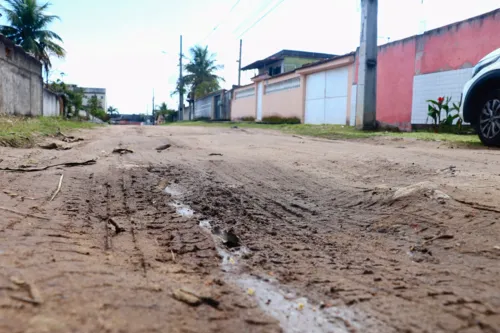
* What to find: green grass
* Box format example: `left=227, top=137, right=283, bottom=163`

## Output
left=0, top=116, right=98, bottom=148
left=167, top=121, right=481, bottom=145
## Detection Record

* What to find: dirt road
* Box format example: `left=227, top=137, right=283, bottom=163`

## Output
left=1, top=125, right=499, bottom=333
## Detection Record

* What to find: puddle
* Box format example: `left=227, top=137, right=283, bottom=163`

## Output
left=199, top=220, right=212, bottom=230
left=199, top=220, right=357, bottom=332
left=166, top=198, right=361, bottom=333
left=236, top=277, right=356, bottom=333
left=170, top=202, right=194, bottom=217
left=164, top=184, right=184, bottom=197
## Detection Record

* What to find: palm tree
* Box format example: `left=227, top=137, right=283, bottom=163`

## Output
left=107, top=106, right=119, bottom=118
left=0, top=0, right=66, bottom=83
left=183, top=46, right=223, bottom=99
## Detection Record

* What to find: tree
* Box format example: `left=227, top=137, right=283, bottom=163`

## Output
left=48, top=80, right=83, bottom=118
left=154, top=102, right=177, bottom=122
left=87, top=95, right=106, bottom=121
left=107, top=106, right=119, bottom=118
left=0, top=0, right=66, bottom=83
left=183, top=46, right=223, bottom=99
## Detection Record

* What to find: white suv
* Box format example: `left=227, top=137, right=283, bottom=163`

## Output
left=461, top=49, right=500, bottom=146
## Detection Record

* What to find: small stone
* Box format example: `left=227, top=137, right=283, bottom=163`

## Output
left=172, top=289, right=201, bottom=306
left=26, top=316, right=68, bottom=333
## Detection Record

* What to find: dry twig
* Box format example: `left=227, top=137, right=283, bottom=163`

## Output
left=0, top=160, right=96, bottom=172
left=49, top=174, right=64, bottom=202
left=0, top=207, right=49, bottom=220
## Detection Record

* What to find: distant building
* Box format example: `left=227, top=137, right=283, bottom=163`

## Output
left=82, top=87, right=107, bottom=110
left=67, top=85, right=107, bottom=110
left=112, top=114, right=154, bottom=125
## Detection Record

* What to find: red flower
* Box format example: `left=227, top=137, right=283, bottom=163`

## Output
left=438, top=97, right=444, bottom=104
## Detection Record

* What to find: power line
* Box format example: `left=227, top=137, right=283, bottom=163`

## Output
left=232, top=0, right=274, bottom=35
left=237, top=0, right=286, bottom=38
left=199, top=0, right=244, bottom=45
left=230, top=0, right=243, bottom=11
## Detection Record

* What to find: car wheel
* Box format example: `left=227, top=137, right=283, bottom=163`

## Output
left=477, top=92, right=500, bottom=146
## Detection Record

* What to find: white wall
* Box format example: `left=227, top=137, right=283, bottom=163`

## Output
left=42, top=89, right=60, bottom=117
left=350, top=85, right=357, bottom=126
left=411, top=68, right=472, bottom=124
left=194, top=97, right=212, bottom=119
left=305, top=67, right=349, bottom=125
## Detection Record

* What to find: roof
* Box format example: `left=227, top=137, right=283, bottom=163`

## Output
left=82, top=87, right=106, bottom=94
left=297, top=52, right=356, bottom=70
left=241, top=49, right=336, bottom=71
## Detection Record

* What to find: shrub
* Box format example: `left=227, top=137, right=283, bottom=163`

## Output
left=427, top=96, right=462, bottom=132
left=261, top=116, right=301, bottom=125
left=240, top=116, right=255, bottom=122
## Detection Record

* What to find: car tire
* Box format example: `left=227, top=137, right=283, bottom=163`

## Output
left=476, top=90, right=500, bottom=146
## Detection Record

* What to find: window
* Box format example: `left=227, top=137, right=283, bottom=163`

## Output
left=265, top=77, right=300, bottom=94
left=268, top=66, right=281, bottom=76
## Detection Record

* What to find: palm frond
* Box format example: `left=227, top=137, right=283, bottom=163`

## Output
left=0, top=0, right=65, bottom=69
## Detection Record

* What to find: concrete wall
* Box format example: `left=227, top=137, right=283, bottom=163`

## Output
left=232, top=85, right=256, bottom=120
left=262, top=73, right=303, bottom=120
left=377, top=39, right=417, bottom=130
left=0, top=35, right=43, bottom=116
left=42, top=89, right=62, bottom=117
left=191, top=90, right=231, bottom=120
left=353, top=8, right=500, bottom=129
left=194, top=97, right=212, bottom=119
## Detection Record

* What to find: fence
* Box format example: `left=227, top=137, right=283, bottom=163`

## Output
left=192, top=90, right=232, bottom=120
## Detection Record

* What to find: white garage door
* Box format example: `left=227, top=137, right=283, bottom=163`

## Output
left=305, top=67, right=348, bottom=125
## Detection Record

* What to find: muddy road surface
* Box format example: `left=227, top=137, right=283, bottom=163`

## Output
left=1, top=125, right=499, bottom=333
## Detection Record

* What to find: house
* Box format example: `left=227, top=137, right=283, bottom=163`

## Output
left=241, top=49, right=335, bottom=77
left=232, top=52, right=356, bottom=124
left=231, top=8, right=500, bottom=130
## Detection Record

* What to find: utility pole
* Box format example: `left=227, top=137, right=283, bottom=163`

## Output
left=356, top=0, right=378, bottom=130
left=152, top=89, right=155, bottom=125
left=178, top=35, right=184, bottom=121
left=237, top=39, right=243, bottom=86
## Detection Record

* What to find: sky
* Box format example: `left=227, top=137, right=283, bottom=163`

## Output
left=2, top=0, right=499, bottom=114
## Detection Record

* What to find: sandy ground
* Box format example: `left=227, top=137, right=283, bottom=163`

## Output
left=0, top=125, right=499, bottom=333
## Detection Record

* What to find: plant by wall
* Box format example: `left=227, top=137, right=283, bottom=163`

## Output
left=240, top=116, right=256, bottom=122
left=48, top=80, right=83, bottom=118
left=427, top=96, right=462, bottom=132
left=261, top=116, right=301, bottom=125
